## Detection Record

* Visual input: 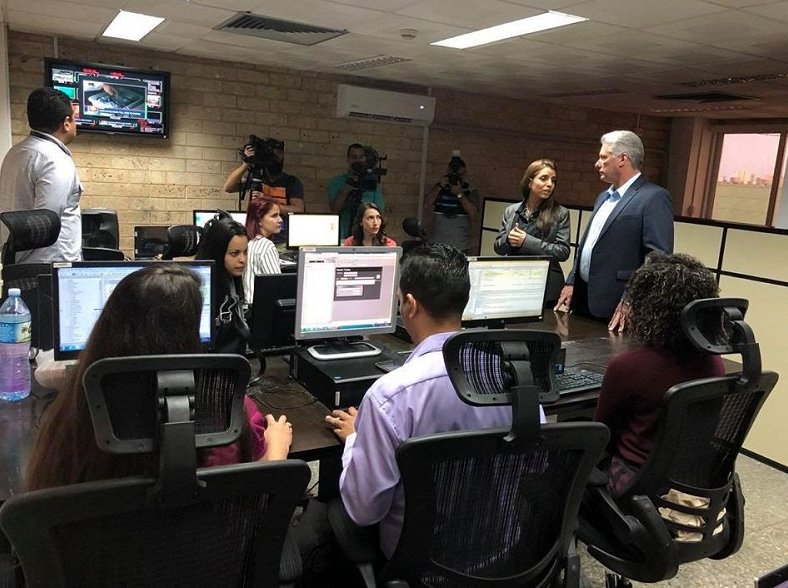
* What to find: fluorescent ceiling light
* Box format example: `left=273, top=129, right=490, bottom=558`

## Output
left=431, top=11, right=588, bottom=49
left=102, top=10, right=164, bottom=41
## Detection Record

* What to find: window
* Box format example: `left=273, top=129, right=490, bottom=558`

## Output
left=708, top=132, right=788, bottom=227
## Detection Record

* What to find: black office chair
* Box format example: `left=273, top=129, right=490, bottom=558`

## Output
left=163, top=224, right=203, bottom=259
left=81, top=208, right=119, bottom=249
left=400, top=217, right=426, bottom=258
left=578, top=298, right=779, bottom=585
left=0, top=354, right=310, bottom=588
left=0, top=209, right=61, bottom=352
left=330, top=329, right=609, bottom=588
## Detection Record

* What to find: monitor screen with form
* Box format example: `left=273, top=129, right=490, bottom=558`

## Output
left=463, top=256, right=551, bottom=326
left=287, top=213, right=340, bottom=249
left=193, top=210, right=246, bottom=228
left=295, top=247, right=401, bottom=358
left=52, top=261, right=214, bottom=361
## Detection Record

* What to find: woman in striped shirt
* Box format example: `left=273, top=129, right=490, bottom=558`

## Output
left=243, top=196, right=283, bottom=304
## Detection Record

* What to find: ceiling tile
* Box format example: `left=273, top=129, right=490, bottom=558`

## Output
left=395, top=0, right=541, bottom=29
left=568, top=0, right=729, bottom=28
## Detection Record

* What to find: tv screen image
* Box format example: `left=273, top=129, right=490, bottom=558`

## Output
left=45, top=59, right=170, bottom=138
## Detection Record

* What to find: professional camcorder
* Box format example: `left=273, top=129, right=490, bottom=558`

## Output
left=348, top=146, right=388, bottom=193
left=240, top=135, right=284, bottom=171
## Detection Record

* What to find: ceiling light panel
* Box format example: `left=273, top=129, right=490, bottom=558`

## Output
left=102, top=10, right=164, bottom=41
left=431, top=11, right=588, bottom=49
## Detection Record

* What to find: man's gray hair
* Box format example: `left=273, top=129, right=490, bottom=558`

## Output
left=601, top=130, right=644, bottom=170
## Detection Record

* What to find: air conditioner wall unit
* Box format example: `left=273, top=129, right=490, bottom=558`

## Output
left=336, top=84, right=435, bottom=126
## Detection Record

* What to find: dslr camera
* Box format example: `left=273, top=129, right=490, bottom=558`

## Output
left=240, top=135, right=284, bottom=171
left=349, top=146, right=388, bottom=193
left=447, top=155, right=465, bottom=186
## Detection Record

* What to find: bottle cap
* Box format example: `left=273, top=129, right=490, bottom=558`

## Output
left=8, top=288, right=21, bottom=297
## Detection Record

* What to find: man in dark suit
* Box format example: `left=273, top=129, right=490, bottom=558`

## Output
left=555, top=130, right=674, bottom=331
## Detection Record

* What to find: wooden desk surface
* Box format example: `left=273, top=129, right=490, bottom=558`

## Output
left=0, top=313, right=624, bottom=502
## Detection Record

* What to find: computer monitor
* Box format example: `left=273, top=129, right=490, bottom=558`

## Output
left=287, top=213, right=340, bottom=249
left=133, top=225, right=169, bottom=259
left=295, top=246, right=402, bottom=360
left=193, top=210, right=247, bottom=228
left=250, top=274, right=297, bottom=351
left=52, top=261, right=214, bottom=361
left=81, top=209, right=119, bottom=249
left=462, top=256, right=551, bottom=327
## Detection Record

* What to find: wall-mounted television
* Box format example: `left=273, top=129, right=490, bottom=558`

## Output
left=44, top=58, right=171, bottom=138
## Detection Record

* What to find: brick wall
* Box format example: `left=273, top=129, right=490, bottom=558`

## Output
left=6, top=31, right=671, bottom=256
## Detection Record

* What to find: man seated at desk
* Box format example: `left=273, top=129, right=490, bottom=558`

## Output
left=326, top=243, right=541, bottom=558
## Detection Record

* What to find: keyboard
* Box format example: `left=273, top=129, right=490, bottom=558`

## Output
left=555, top=369, right=604, bottom=396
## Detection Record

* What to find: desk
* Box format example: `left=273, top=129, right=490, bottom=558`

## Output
left=0, top=313, right=629, bottom=503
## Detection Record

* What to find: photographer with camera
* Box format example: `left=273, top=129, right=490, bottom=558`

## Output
left=423, top=151, right=479, bottom=254
left=328, top=143, right=385, bottom=240
left=223, top=136, right=304, bottom=245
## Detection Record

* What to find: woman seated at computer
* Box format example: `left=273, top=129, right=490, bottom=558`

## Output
left=25, top=264, right=292, bottom=491
left=595, top=253, right=724, bottom=495
left=243, top=197, right=283, bottom=304
left=196, top=217, right=251, bottom=355
left=342, top=202, right=396, bottom=247
left=493, top=159, right=570, bottom=307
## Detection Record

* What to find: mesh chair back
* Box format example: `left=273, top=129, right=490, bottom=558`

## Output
left=0, top=461, right=310, bottom=587
left=385, top=423, right=609, bottom=586
left=0, top=209, right=60, bottom=266
left=163, top=224, right=203, bottom=259
left=82, top=247, right=125, bottom=261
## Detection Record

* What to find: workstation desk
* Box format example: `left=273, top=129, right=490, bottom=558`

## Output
left=0, top=312, right=634, bottom=503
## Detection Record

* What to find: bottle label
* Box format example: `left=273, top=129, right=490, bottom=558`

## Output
left=0, top=321, right=31, bottom=344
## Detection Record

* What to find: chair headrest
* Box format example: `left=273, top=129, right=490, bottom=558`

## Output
left=681, top=297, right=761, bottom=385
left=443, top=329, right=560, bottom=442
left=0, top=209, right=61, bottom=264
left=165, top=225, right=203, bottom=258
left=82, top=353, right=251, bottom=455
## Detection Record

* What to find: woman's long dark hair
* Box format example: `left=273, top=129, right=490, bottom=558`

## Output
left=26, top=265, right=206, bottom=490
left=520, top=159, right=561, bottom=235
left=196, top=217, right=247, bottom=308
left=349, top=202, right=389, bottom=246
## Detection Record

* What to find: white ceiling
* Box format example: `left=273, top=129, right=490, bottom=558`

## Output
left=3, top=0, right=788, bottom=119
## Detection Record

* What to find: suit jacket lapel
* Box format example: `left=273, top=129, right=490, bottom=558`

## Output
left=597, top=175, right=645, bottom=241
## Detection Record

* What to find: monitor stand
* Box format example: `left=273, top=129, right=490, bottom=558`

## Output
left=307, top=339, right=382, bottom=361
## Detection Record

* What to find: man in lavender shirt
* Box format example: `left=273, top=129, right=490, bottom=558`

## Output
left=326, top=243, right=546, bottom=558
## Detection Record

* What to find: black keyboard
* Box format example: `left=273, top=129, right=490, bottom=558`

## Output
left=555, top=369, right=604, bottom=395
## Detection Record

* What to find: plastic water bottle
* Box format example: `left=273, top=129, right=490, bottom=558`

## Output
left=0, top=288, right=32, bottom=402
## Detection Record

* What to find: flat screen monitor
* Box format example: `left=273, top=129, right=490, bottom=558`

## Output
left=287, top=213, right=340, bottom=249
left=462, top=256, right=551, bottom=327
left=295, top=246, right=401, bottom=360
left=52, top=261, right=214, bottom=361
left=133, top=225, right=169, bottom=259
left=250, top=273, right=297, bottom=351
left=45, top=58, right=170, bottom=138
left=193, top=210, right=247, bottom=228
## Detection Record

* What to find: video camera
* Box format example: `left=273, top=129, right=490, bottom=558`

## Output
left=349, top=146, right=388, bottom=193
left=240, top=135, right=284, bottom=171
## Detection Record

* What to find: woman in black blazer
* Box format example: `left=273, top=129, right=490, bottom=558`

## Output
left=494, top=159, right=571, bottom=307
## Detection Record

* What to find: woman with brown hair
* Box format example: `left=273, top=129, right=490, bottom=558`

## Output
left=494, top=159, right=571, bottom=307
left=26, top=264, right=291, bottom=491
left=243, top=196, right=283, bottom=303
left=342, top=202, right=396, bottom=247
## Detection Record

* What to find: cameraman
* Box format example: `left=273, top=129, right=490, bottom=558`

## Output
left=423, top=154, right=479, bottom=254
left=223, top=137, right=304, bottom=245
left=328, top=143, right=385, bottom=240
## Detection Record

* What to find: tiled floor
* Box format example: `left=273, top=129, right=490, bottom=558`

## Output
left=580, top=455, right=788, bottom=587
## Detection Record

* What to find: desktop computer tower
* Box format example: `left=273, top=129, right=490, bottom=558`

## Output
left=290, top=346, right=398, bottom=409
